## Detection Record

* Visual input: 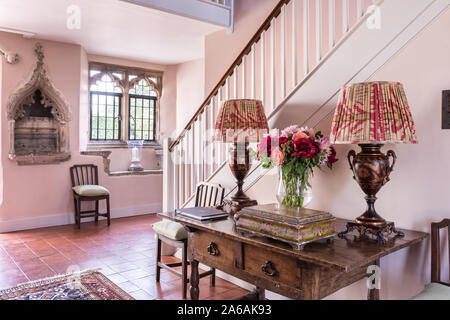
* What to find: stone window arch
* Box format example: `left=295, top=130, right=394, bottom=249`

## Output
left=88, top=62, right=162, bottom=146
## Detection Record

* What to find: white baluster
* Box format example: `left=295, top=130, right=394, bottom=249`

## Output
left=195, top=120, right=201, bottom=187
left=233, top=67, right=238, bottom=98
left=303, top=0, right=309, bottom=76
left=292, top=0, right=298, bottom=87
left=190, top=128, right=195, bottom=197
left=216, top=92, right=222, bottom=167
left=209, top=101, right=215, bottom=175
left=241, top=56, right=246, bottom=98
left=281, top=4, right=286, bottom=98
left=357, top=0, right=363, bottom=18
left=225, top=77, right=230, bottom=100
left=315, top=0, right=322, bottom=64
left=260, top=30, right=266, bottom=106
left=251, top=44, right=256, bottom=98
left=173, top=144, right=179, bottom=209
left=178, top=142, right=183, bottom=206
left=199, top=112, right=205, bottom=183
left=328, top=0, right=335, bottom=49
left=270, top=18, right=275, bottom=111
left=184, top=135, right=189, bottom=203
left=343, top=0, right=349, bottom=33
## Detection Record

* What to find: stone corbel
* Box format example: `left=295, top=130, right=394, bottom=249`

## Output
left=0, top=46, right=19, bottom=64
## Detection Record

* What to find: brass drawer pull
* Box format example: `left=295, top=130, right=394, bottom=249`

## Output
left=207, top=242, right=219, bottom=256
left=261, top=261, right=276, bottom=277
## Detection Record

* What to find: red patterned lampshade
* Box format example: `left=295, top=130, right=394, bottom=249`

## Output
left=330, top=82, right=418, bottom=144
left=214, top=99, right=269, bottom=143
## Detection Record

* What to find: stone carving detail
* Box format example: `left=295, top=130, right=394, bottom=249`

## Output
left=6, top=43, right=72, bottom=165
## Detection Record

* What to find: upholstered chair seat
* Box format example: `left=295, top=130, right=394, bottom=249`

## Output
left=412, top=283, right=450, bottom=300
left=72, top=185, right=110, bottom=197
left=152, top=220, right=187, bottom=241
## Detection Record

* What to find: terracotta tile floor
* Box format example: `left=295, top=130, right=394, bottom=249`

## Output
left=0, top=214, right=248, bottom=300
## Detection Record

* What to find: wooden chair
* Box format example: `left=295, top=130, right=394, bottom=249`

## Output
left=153, top=182, right=225, bottom=299
left=70, top=164, right=111, bottom=229
left=412, top=219, right=450, bottom=299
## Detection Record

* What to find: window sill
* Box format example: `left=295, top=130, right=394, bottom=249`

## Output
left=86, top=141, right=162, bottom=150
left=109, top=169, right=163, bottom=176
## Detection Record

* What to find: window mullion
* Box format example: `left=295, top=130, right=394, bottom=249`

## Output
left=122, top=92, right=129, bottom=142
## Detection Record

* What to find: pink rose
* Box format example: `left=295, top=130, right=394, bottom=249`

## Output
left=293, top=132, right=309, bottom=141
left=271, top=147, right=285, bottom=165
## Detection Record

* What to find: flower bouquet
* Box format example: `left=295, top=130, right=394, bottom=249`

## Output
left=256, top=126, right=338, bottom=208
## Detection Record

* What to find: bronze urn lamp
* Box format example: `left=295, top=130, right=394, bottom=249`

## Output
left=214, top=99, right=269, bottom=207
left=330, top=82, right=418, bottom=244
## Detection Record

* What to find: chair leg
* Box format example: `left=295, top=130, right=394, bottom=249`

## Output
left=182, top=241, right=188, bottom=299
left=76, top=198, right=81, bottom=229
left=156, top=235, right=161, bottom=282
left=210, top=268, right=216, bottom=286
left=95, top=200, right=99, bottom=223
left=106, top=196, right=111, bottom=226
left=73, top=198, right=78, bottom=227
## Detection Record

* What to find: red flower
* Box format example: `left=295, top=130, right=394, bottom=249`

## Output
left=279, top=137, right=288, bottom=146
left=327, top=146, right=338, bottom=168
left=292, top=138, right=318, bottom=159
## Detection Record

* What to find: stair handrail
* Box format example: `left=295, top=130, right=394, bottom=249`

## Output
left=168, top=0, right=290, bottom=152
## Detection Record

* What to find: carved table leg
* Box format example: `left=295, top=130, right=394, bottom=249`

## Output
left=256, top=287, right=265, bottom=300
left=190, top=259, right=200, bottom=300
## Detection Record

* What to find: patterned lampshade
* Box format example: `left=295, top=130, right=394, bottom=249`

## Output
left=330, top=82, right=418, bottom=144
left=214, top=99, right=269, bottom=143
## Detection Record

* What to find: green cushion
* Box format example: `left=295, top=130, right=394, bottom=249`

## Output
left=72, top=185, right=110, bottom=197
left=152, top=220, right=187, bottom=241
left=411, top=283, right=450, bottom=300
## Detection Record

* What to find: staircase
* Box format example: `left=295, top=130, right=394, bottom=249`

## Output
left=163, top=0, right=450, bottom=212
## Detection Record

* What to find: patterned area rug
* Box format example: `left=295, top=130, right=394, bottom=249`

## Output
left=0, top=270, right=134, bottom=300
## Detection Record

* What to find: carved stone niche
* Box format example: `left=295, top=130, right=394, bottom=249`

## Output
left=7, top=43, right=71, bottom=165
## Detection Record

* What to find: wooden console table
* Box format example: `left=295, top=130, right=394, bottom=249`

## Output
left=158, top=211, right=427, bottom=300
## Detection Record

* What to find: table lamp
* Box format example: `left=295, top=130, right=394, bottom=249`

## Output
left=214, top=99, right=269, bottom=207
left=330, top=82, right=418, bottom=244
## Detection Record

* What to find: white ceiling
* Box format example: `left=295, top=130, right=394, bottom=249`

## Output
left=0, top=0, right=224, bottom=65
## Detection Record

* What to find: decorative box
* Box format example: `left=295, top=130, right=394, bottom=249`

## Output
left=235, top=203, right=336, bottom=251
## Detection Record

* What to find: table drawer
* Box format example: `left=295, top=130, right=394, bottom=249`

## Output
left=190, top=231, right=235, bottom=267
left=243, top=244, right=299, bottom=287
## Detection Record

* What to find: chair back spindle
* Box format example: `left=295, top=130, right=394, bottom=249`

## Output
left=70, top=164, right=99, bottom=187
left=194, top=182, right=225, bottom=208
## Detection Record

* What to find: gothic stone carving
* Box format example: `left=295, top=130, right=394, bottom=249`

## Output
left=6, top=43, right=72, bottom=165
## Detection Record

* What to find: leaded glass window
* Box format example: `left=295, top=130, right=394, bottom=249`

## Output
left=129, top=79, right=157, bottom=141
left=90, top=74, right=122, bottom=141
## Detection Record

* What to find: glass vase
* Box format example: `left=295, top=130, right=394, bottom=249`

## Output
left=276, top=166, right=313, bottom=209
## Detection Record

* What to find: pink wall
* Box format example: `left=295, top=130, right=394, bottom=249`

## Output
left=0, top=32, right=175, bottom=228
left=175, top=58, right=205, bottom=133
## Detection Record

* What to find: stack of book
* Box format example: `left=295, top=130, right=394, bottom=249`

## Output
left=176, top=207, right=228, bottom=221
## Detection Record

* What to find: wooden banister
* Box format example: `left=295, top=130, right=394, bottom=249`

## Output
left=169, top=0, right=290, bottom=152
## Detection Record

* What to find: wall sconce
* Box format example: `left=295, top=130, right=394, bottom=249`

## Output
left=0, top=47, right=19, bottom=64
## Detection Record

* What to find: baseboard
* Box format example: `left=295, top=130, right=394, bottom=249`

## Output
left=0, top=204, right=162, bottom=233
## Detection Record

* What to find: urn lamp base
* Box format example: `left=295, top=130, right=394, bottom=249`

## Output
left=337, top=144, right=405, bottom=245
left=228, top=141, right=258, bottom=208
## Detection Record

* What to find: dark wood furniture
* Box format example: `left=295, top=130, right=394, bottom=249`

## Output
left=158, top=210, right=428, bottom=300
left=70, top=164, right=110, bottom=229
left=431, top=219, right=450, bottom=286
left=155, top=182, right=225, bottom=299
